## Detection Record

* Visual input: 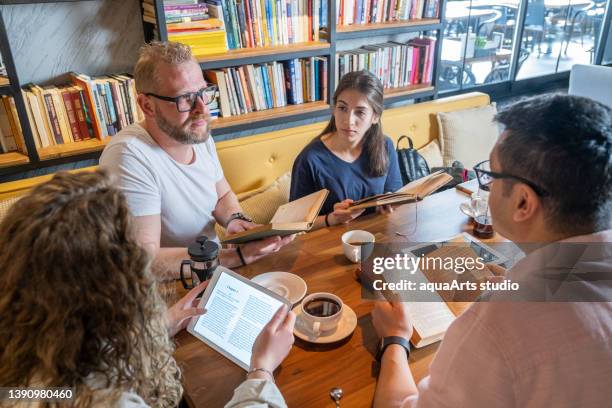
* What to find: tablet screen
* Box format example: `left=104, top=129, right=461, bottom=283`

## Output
left=189, top=268, right=288, bottom=370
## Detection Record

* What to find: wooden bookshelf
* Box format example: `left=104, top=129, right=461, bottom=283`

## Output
left=0, top=0, right=446, bottom=178
left=211, top=101, right=329, bottom=130
left=384, top=84, right=435, bottom=99
left=337, top=18, right=441, bottom=33
left=0, top=151, right=29, bottom=168
left=196, top=42, right=331, bottom=69
left=38, top=137, right=111, bottom=161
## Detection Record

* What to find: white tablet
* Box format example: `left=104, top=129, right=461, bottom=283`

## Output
left=187, top=266, right=292, bottom=371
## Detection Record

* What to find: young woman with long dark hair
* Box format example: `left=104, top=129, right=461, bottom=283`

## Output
left=290, top=70, right=402, bottom=229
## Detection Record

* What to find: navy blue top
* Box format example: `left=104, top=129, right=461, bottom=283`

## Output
left=290, top=137, right=402, bottom=215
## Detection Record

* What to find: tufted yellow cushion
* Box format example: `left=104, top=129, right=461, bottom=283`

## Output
left=436, top=104, right=500, bottom=168
left=381, top=92, right=491, bottom=149
left=216, top=92, right=491, bottom=195
left=0, top=196, right=21, bottom=224
left=418, top=140, right=443, bottom=168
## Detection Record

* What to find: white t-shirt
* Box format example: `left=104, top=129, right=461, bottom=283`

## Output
left=99, top=123, right=223, bottom=247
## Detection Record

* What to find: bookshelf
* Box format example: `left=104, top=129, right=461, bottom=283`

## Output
left=0, top=0, right=107, bottom=178
left=0, top=0, right=446, bottom=178
left=143, top=0, right=445, bottom=136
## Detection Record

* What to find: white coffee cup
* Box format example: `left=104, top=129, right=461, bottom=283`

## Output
left=342, top=230, right=375, bottom=263
left=300, top=292, right=343, bottom=336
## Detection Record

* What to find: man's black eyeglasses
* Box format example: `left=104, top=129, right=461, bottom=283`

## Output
left=145, top=85, right=218, bottom=112
left=473, top=160, right=549, bottom=197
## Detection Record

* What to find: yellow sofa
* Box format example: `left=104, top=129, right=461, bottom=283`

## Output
left=219, top=91, right=490, bottom=195
left=0, top=91, right=490, bottom=221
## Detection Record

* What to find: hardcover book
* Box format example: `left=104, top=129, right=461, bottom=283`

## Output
left=222, top=189, right=328, bottom=244
left=348, top=170, right=453, bottom=210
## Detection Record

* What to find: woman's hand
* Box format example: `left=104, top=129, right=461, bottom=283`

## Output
left=166, top=281, right=208, bottom=337
left=250, top=304, right=296, bottom=375
left=329, top=199, right=366, bottom=225
left=377, top=204, right=395, bottom=214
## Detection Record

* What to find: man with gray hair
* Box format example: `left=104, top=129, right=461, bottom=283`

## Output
left=100, top=41, right=293, bottom=278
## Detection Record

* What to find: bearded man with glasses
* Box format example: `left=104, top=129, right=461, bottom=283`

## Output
left=101, top=41, right=293, bottom=278
left=370, top=93, right=612, bottom=408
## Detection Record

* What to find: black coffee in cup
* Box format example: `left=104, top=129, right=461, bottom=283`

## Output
left=304, top=298, right=341, bottom=317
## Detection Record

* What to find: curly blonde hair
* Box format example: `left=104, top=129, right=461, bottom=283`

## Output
left=0, top=170, right=182, bottom=407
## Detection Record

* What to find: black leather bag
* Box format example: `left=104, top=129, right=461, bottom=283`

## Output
left=396, top=135, right=430, bottom=185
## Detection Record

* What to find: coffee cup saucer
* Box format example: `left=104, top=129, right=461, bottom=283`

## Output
left=460, top=202, right=475, bottom=218
left=293, top=304, right=357, bottom=344
left=251, top=271, right=307, bottom=305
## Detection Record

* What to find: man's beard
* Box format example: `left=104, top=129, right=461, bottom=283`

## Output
left=155, top=107, right=210, bottom=145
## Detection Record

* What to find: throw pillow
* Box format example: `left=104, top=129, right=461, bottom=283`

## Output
left=0, top=196, right=21, bottom=224
left=417, top=140, right=443, bottom=168
left=436, top=104, right=500, bottom=169
left=216, top=172, right=292, bottom=240
left=239, top=171, right=291, bottom=224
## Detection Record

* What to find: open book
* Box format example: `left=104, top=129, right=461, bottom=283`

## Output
left=221, top=189, right=329, bottom=244
left=348, top=170, right=453, bottom=210
left=374, top=268, right=460, bottom=349
left=364, top=233, right=510, bottom=348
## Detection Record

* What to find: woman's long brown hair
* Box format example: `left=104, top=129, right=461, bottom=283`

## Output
left=0, top=170, right=181, bottom=407
left=317, top=70, right=388, bottom=176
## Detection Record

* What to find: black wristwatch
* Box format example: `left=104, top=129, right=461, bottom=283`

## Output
left=226, top=212, right=253, bottom=227
left=376, top=336, right=411, bottom=362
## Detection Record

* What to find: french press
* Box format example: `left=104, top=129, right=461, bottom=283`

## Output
left=180, top=236, right=220, bottom=289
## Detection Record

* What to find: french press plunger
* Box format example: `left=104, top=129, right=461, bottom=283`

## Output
left=180, top=236, right=220, bottom=289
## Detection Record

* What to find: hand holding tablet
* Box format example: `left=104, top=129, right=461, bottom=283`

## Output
left=188, top=266, right=294, bottom=371
left=249, top=304, right=296, bottom=379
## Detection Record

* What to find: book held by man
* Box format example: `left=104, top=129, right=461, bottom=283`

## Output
left=362, top=233, right=511, bottom=348
left=222, top=189, right=329, bottom=244
left=348, top=170, right=453, bottom=210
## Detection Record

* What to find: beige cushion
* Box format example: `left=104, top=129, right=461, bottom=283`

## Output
left=216, top=172, right=292, bottom=240
left=0, top=196, right=21, bottom=223
left=436, top=103, right=500, bottom=168
left=417, top=140, right=444, bottom=168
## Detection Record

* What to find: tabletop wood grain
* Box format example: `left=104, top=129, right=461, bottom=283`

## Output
left=173, top=181, right=497, bottom=407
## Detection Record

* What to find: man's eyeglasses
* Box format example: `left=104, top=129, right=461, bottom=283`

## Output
left=145, top=85, right=218, bottom=112
left=473, top=160, right=549, bottom=197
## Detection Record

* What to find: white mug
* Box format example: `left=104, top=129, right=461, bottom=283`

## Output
left=300, top=292, right=343, bottom=336
left=341, top=230, right=375, bottom=263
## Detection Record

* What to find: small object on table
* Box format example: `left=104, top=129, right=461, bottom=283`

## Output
left=473, top=215, right=494, bottom=238
left=455, top=184, right=474, bottom=196
left=330, top=387, right=343, bottom=407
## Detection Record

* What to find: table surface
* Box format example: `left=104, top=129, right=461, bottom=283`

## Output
left=174, top=180, right=498, bottom=408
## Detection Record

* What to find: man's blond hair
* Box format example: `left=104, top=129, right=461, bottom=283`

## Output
left=133, top=41, right=195, bottom=93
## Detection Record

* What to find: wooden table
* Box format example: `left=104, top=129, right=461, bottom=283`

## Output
left=174, top=181, right=491, bottom=407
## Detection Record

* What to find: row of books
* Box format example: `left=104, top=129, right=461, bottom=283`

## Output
left=164, top=1, right=210, bottom=23
left=145, top=0, right=328, bottom=50
left=336, top=0, right=439, bottom=25
left=336, top=37, right=436, bottom=89
left=143, top=0, right=229, bottom=56
left=21, top=73, right=143, bottom=150
left=203, top=0, right=327, bottom=49
left=205, top=56, right=328, bottom=117
left=0, top=96, right=25, bottom=155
